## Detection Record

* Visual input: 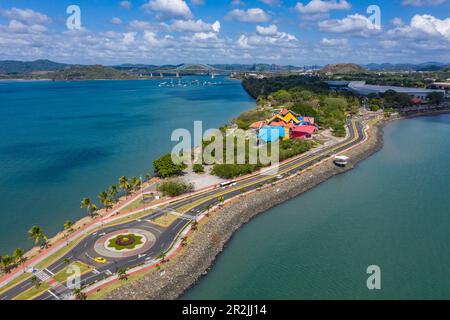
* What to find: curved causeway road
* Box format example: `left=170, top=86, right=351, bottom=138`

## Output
left=0, top=118, right=367, bottom=300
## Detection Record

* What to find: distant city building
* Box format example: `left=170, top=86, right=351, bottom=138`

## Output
left=348, top=81, right=446, bottom=100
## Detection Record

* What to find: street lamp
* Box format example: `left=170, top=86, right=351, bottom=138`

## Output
left=140, top=176, right=144, bottom=200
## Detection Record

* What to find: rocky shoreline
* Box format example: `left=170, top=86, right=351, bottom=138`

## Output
left=103, top=109, right=450, bottom=300
left=103, top=116, right=385, bottom=300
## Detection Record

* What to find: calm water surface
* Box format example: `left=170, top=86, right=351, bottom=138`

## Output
left=0, top=77, right=254, bottom=253
left=184, top=115, right=450, bottom=299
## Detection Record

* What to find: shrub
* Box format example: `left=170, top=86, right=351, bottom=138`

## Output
left=157, top=179, right=194, bottom=197
left=193, top=164, right=205, bottom=173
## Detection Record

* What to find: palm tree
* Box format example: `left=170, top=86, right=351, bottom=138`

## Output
left=28, top=226, right=48, bottom=249
left=0, top=255, right=13, bottom=274
left=63, top=220, right=73, bottom=232
left=13, top=248, right=25, bottom=267
left=31, top=275, right=41, bottom=289
left=73, top=288, right=87, bottom=300
left=205, top=204, right=212, bottom=217
left=98, top=191, right=112, bottom=211
left=108, top=185, right=118, bottom=201
left=63, top=258, right=71, bottom=266
left=218, top=196, right=225, bottom=206
left=89, top=204, right=98, bottom=218
left=130, top=176, right=141, bottom=191
left=117, top=268, right=128, bottom=281
left=80, top=197, right=92, bottom=215
left=191, top=220, right=198, bottom=231
left=119, top=176, right=131, bottom=197
left=158, top=250, right=167, bottom=263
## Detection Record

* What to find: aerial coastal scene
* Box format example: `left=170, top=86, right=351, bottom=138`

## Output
left=0, top=0, right=449, bottom=307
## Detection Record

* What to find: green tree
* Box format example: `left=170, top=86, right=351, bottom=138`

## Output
left=130, top=176, right=141, bottom=191
left=31, top=275, right=41, bottom=289
left=0, top=255, right=13, bottom=274
left=13, top=248, right=25, bottom=266
left=117, top=268, right=128, bottom=281
left=153, top=154, right=187, bottom=178
left=427, top=92, right=444, bottom=105
left=119, top=176, right=131, bottom=196
left=64, top=220, right=74, bottom=231
left=81, top=198, right=98, bottom=218
left=28, top=226, right=48, bottom=248
left=108, top=185, right=118, bottom=201
left=73, top=288, right=87, bottom=300
left=98, top=191, right=112, bottom=211
left=158, top=251, right=167, bottom=263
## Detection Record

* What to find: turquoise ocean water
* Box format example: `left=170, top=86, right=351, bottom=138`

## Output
left=184, top=115, right=450, bottom=299
left=0, top=77, right=254, bottom=254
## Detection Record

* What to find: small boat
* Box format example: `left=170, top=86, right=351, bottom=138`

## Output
left=334, top=155, right=350, bottom=167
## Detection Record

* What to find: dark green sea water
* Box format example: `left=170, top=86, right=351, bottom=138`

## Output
left=0, top=77, right=254, bottom=254
left=184, top=115, right=450, bottom=299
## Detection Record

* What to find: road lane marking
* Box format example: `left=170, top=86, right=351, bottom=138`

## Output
left=44, top=268, right=54, bottom=276
left=47, top=290, right=60, bottom=300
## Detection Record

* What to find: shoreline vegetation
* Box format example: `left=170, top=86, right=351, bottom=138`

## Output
left=0, top=72, right=449, bottom=298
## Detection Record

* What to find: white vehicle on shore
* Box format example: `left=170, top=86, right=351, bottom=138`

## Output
left=334, top=155, right=350, bottom=167
left=219, top=180, right=237, bottom=189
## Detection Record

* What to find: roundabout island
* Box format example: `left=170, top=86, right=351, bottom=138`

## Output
left=94, top=228, right=156, bottom=259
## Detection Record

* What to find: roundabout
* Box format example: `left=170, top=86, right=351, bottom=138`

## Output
left=94, top=228, right=156, bottom=259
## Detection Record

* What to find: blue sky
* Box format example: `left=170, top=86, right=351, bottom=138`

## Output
left=0, top=0, right=449, bottom=65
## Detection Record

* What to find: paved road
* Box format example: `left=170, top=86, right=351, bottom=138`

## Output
left=0, top=118, right=366, bottom=300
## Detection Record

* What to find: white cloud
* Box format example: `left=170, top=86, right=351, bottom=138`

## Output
left=227, top=8, right=270, bottom=23
left=320, top=37, right=348, bottom=46
left=120, top=1, right=132, bottom=9
left=192, top=32, right=217, bottom=40
left=8, top=19, right=47, bottom=34
left=259, top=0, right=281, bottom=6
left=238, top=25, right=298, bottom=48
left=388, top=14, right=450, bottom=41
left=231, top=0, right=246, bottom=6
left=164, top=19, right=220, bottom=33
left=319, top=14, right=381, bottom=35
left=142, top=0, right=193, bottom=20
left=2, top=8, right=51, bottom=24
left=128, top=20, right=154, bottom=30
left=295, top=0, right=351, bottom=14
left=391, top=17, right=404, bottom=27
left=402, top=0, right=447, bottom=7
left=122, top=32, right=136, bottom=45
left=256, top=24, right=279, bottom=36
left=111, top=17, right=123, bottom=25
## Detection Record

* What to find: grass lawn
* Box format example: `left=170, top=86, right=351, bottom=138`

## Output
left=151, top=213, right=179, bottom=228
left=13, top=281, right=50, bottom=300
left=0, top=272, right=31, bottom=295
left=35, top=237, right=85, bottom=270
left=122, top=195, right=155, bottom=212
left=52, top=261, right=93, bottom=284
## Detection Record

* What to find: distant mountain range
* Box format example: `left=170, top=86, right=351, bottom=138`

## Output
left=363, top=62, right=450, bottom=71
left=0, top=60, right=449, bottom=78
left=0, top=59, right=68, bottom=74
